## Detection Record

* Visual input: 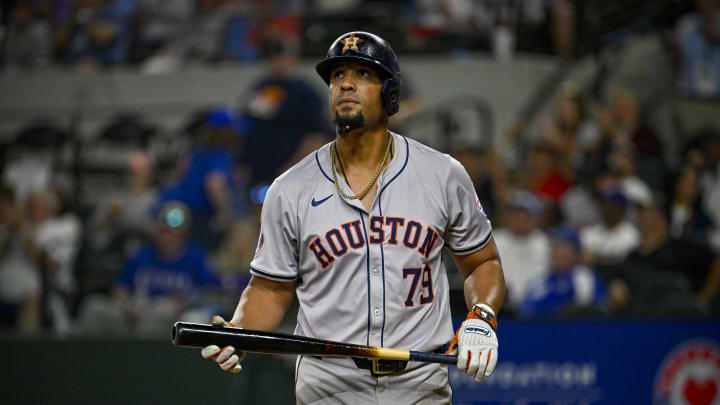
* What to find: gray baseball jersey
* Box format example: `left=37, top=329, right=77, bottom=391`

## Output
left=250, top=132, right=493, bottom=352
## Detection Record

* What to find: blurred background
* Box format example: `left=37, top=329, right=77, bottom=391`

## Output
left=0, top=0, right=719, bottom=404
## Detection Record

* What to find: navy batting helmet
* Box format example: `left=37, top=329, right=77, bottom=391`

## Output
left=316, top=32, right=403, bottom=116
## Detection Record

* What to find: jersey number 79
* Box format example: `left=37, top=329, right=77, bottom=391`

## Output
left=403, top=266, right=434, bottom=307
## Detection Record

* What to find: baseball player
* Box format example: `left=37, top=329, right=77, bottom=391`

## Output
left=201, top=32, right=506, bottom=404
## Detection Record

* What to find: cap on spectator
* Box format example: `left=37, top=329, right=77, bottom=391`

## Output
left=507, top=190, right=542, bottom=217
left=206, top=108, right=242, bottom=132
left=600, top=189, right=628, bottom=206
left=550, top=226, right=581, bottom=250
left=157, top=201, right=191, bottom=230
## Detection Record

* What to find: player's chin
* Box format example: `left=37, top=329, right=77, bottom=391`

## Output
left=335, top=105, right=361, bottom=115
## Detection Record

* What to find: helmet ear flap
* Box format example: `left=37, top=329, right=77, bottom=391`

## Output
left=382, top=76, right=402, bottom=116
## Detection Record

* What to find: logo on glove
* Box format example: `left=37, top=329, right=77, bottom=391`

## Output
left=464, top=326, right=490, bottom=336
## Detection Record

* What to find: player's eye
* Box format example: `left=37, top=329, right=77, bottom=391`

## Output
left=358, top=69, right=370, bottom=78
left=333, top=70, right=344, bottom=79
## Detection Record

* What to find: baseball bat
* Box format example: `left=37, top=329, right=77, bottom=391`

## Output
left=172, top=322, right=457, bottom=364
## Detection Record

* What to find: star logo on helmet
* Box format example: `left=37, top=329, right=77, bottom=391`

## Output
left=341, top=34, right=364, bottom=53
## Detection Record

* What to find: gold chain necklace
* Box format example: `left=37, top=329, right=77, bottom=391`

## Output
left=330, top=132, right=392, bottom=200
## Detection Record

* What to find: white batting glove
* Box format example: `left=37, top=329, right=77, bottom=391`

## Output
left=447, top=304, right=499, bottom=382
left=200, top=315, right=246, bottom=373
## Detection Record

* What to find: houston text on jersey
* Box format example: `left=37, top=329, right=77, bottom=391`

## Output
left=308, top=216, right=440, bottom=269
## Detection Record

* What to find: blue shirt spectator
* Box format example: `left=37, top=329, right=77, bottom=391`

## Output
left=159, top=148, right=233, bottom=218
left=66, top=0, right=138, bottom=66
left=76, top=201, right=221, bottom=336
left=239, top=34, right=329, bottom=186
left=240, top=76, right=328, bottom=185
left=117, top=242, right=219, bottom=298
left=157, top=108, right=242, bottom=244
left=675, top=1, right=720, bottom=98
left=519, top=227, right=606, bottom=318
left=116, top=201, right=220, bottom=299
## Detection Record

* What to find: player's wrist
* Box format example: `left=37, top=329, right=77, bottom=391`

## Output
left=467, top=303, right=498, bottom=332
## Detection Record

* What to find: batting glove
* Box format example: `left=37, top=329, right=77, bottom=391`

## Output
left=446, top=303, right=498, bottom=382
left=200, top=315, right=246, bottom=373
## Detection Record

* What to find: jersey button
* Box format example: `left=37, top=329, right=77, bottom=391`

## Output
left=374, top=308, right=381, bottom=316
left=372, top=267, right=379, bottom=276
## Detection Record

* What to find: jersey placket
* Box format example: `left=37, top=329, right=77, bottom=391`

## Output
left=330, top=134, right=403, bottom=348
left=335, top=176, right=386, bottom=347
left=366, top=175, right=387, bottom=348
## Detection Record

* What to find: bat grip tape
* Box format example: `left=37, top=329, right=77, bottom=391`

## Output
left=409, top=351, right=458, bottom=364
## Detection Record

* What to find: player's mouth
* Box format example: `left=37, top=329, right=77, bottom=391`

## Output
left=337, top=98, right=360, bottom=107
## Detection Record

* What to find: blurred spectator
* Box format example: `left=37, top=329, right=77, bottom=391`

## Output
left=65, top=0, right=138, bottom=67
left=611, top=90, right=663, bottom=160
left=560, top=169, right=613, bottom=230
left=2, top=150, right=52, bottom=206
left=88, top=152, right=156, bottom=255
left=0, top=184, right=40, bottom=333
left=518, top=227, right=606, bottom=318
left=211, top=220, right=257, bottom=292
left=454, top=147, right=506, bottom=219
left=217, top=10, right=303, bottom=62
left=177, top=0, right=231, bottom=62
left=128, top=0, right=194, bottom=65
left=3, top=123, right=67, bottom=205
left=575, top=105, right=616, bottom=180
left=25, top=187, right=82, bottom=334
left=493, top=190, right=550, bottom=310
left=611, top=199, right=720, bottom=314
left=76, top=201, right=220, bottom=336
left=412, top=0, right=494, bottom=38
left=673, top=0, right=720, bottom=98
left=548, top=0, right=575, bottom=58
left=239, top=33, right=328, bottom=187
left=669, top=166, right=714, bottom=245
left=541, top=82, right=601, bottom=171
left=700, top=132, right=720, bottom=252
left=608, top=146, right=652, bottom=207
left=157, top=108, right=241, bottom=247
left=580, top=190, right=640, bottom=267
left=3, top=2, right=53, bottom=69
left=527, top=142, right=573, bottom=202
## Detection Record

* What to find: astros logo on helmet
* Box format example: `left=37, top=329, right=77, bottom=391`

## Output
left=341, top=34, right=364, bottom=53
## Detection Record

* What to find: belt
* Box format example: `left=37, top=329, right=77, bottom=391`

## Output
left=351, top=347, right=446, bottom=376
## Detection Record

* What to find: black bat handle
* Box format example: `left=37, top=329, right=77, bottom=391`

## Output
left=409, top=351, right=458, bottom=364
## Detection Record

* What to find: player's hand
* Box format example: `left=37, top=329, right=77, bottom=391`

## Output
left=446, top=304, right=499, bottom=382
left=200, top=315, right=246, bottom=373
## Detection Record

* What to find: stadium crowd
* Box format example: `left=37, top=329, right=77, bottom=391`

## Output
left=0, top=0, right=620, bottom=70
left=0, top=0, right=718, bottom=336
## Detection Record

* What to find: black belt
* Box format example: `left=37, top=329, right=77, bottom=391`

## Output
left=351, top=347, right=446, bottom=376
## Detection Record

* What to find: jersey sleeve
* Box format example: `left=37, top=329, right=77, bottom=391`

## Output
left=249, top=181, right=299, bottom=282
left=443, top=157, right=493, bottom=255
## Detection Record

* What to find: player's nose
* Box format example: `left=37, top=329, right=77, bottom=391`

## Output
left=340, top=75, right=356, bottom=91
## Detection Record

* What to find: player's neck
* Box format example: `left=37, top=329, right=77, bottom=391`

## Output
left=334, top=125, right=391, bottom=169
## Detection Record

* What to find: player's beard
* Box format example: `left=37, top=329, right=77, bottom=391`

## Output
left=334, top=112, right=364, bottom=137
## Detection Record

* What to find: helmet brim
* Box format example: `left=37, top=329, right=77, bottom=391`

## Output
left=316, top=54, right=395, bottom=84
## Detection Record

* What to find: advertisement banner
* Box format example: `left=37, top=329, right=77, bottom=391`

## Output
left=449, top=320, right=720, bottom=405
